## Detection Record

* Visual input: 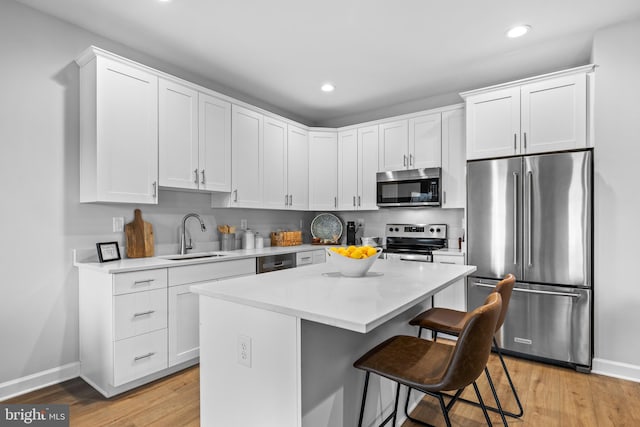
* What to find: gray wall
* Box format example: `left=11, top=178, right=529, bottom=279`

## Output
left=591, top=18, right=640, bottom=375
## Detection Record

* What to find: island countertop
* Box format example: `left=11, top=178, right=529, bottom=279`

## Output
left=191, top=259, right=476, bottom=333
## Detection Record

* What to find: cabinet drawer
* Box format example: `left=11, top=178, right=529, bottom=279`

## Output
left=296, top=251, right=314, bottom=266
left=168, top=258, right=255, bottom=285
left=113, top=269, right=167, bottom=295
left=114, top=289, right=168, bottom=341
left=312, top=250, right=326, bottom=264
left=113, top=329, right=167, bottom=386
left=433, top=254, right=464, bottom=265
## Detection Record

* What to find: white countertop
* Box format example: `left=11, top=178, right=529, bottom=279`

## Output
left=191, top=259, right=476, bottom=333
left=73, top=244, right=330, bottom=273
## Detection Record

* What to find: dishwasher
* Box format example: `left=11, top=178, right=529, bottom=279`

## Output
left=256, top=253, right=297, bottom=273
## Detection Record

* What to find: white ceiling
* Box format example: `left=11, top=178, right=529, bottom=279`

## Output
left=15, top=0, right=640, bottom=126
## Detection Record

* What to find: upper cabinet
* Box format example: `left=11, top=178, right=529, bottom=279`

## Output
left=379, top=113, right=441, bottom=172
left=462, top=65, right=595, bottom=160
left=441, top=107, right=466, bottom=209
left=309, top=131, right=338, bottom=211
left=337, top=126, right=379, bottom=211
left=230, top=105, right=264, bottom=208
left=77, top=49, right=159, bottom=204
left=286, top=125, right=309, bottom=210
left=159, top=79, right=232, bottom=192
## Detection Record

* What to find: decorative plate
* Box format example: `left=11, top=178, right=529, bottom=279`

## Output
left=311, top=213, right=343, bottom=241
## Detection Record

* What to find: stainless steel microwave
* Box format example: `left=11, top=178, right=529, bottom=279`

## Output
left=376, top=168, right=441, bottom=207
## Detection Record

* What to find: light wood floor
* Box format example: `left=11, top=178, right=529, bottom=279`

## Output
left=5, top=354, right=640, bottom=426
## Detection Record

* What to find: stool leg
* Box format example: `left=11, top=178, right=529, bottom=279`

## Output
left=493, top=337, right=524, bottom=417
left=472, top=381, right=493, bottom=427
left=438, top=394, right=452, bottom=427
left=357, top=372, right=370, bottom=427
left=484, top=367, right=508, bottom=426
left=391, top=382, right=400, bottom=426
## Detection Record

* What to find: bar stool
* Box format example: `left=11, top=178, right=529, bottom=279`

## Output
left=353, top=293, right=502, bottom=427
left=409, top=273, right=523, bottom=420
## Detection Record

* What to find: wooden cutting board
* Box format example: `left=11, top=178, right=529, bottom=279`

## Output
left=125, top=209, right=154, bottom=258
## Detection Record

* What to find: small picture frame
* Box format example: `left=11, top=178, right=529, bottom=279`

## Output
left=96, top=242, right=121, bottom=263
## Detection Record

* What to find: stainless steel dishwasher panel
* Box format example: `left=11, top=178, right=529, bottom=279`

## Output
left=467, top=278, right=591, bottom=367
left=256, top=253, right=297, bottom=273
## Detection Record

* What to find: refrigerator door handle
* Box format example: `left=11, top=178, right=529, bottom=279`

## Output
left=471, top=282, right=580, bottom=298
left=527, top=170, right=533, bottom=267
left=513, top=172, right=518, bottom=265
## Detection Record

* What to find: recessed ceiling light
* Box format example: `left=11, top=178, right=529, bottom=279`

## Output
left=506, top=25, right=531, bottom=38
left=321, top=83, right=335, bottom=93
left=158, top=0, right=171, bottom=3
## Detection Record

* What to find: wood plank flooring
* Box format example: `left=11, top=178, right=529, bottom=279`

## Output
left=4, top=354, right=640, bottom=426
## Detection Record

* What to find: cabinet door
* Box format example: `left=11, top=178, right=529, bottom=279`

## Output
left=337, top=130, right=358, bottom=210
left=433, top=255, right=466, bottom=312
left=263, top=117, right=288, bottom=209
left=308, top=131, right=338, bottom=210
left=357, top=125, right=379, bottom=210
left=521, top=74, right=587, bottom=154
left=441, top=108, right=466, bottom=209
left=378, top=120, right=409, bottom=171
left=199, top=93, right=231, bottom=192
left=287, top=125, right=309, bottom=210
left=409, top=112, right=441, bottom=169
left=168, top=283, right=200, bottom=366
left=231, top=105, right=263, bottom=207
left=466, top=87, right=520, bottom=160
left=158, top=79, right=199, bottom=190
left=95, top=57, right=158, bottom=203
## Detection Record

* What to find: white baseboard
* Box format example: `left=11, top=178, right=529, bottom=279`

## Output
left=592, top=358, right=640, bottom=383
left=0, top=362, right=80, bottom=401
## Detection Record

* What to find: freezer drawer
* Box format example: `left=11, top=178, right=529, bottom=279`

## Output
left=467, top=278, right=591, bottom=368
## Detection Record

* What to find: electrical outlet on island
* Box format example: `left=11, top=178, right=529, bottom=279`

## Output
left=237, top=335, right=252, bottom=368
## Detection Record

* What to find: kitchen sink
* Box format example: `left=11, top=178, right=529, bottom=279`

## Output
left=158, top=252, right=230, bottom=261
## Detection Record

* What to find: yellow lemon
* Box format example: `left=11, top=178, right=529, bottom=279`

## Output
left=366, top=247, right=377, bottom=257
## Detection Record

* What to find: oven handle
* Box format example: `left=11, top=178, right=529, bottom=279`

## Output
left=471, top=282, right=580, bottom=298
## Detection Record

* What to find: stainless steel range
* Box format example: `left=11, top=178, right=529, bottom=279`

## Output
left=384, top=224, right=447, bottom=262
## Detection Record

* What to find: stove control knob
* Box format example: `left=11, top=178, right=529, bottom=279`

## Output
left=388, top=227, right=393, bottom=232
left=394, top=227, right=399, bottom=232
left=429, top=228, right=435, bottom=233
left=436, top=228, right=441, bottom=233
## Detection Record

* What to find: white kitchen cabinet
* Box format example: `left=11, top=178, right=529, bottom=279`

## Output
left=463, top=66, right=593, bottom=160
left=296, top=249, right=326, bottom=266
left=337, top=130, right=358, bottom=210
left=231, top=105, right=264, bottom=207
left=198, top=93, right=232, bottom=192
left=167, top=258, right=255, bottom=367
left=263, top=116, right=288, bottom=209
left=409, top=112, right=442, bottom=169
left=77, top=48, right=159, bottom=204
left=286, top=125, right=309, bottom=210
left=433, top=253, right=466, bottom=327
left=308, top=131, right=338, bottom=210
left=337, top=126, right=379, bottom=211
left=378, top=120, right=409, bottom=171
left=78, top=268, right=170, bottom=397
left=159, top=79, right=199, bottom=190
left=441, top=107, right=466, bottom=209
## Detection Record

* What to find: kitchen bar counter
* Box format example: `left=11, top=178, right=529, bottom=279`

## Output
left=192, top=259, right=476, bottom=427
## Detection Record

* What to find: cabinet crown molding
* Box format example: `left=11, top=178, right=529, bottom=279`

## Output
left=459, top=64, right=597, bottom=99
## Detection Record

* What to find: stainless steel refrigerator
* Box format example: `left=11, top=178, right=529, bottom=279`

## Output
left=466, top=149, right=592, bottom=371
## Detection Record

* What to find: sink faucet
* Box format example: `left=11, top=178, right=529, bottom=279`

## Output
left=180, top=213, right=207, bottom=255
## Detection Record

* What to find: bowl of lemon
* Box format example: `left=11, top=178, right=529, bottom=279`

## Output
left=326, top=245, right=383, bottom=277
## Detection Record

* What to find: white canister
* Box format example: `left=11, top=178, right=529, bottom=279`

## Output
left=255, top=232, right=264, bottom=249
left=243, top=229, right=255, bottom=249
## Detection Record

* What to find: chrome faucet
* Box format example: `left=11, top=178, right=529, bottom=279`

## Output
left=180, top=213, right=207, bottom=255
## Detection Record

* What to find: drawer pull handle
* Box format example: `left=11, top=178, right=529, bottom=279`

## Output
left=134, top=352, right=156, bottom=361
left=133, top=279, right=155, bottom=285
left=300, top=257, right=311, bottom=261
left=439, top=261, right=456, bottom=264
left=133, top=310, right=155, bottom=317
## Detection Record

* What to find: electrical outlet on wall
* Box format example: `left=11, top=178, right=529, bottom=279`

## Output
left=357, top=218, right=365, bottom=229
left=112, top=217, right=124, bottom=232
left=237, top=335, right=252, bottom=368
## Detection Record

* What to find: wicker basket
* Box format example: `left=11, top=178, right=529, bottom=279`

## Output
left=271, top=231, right=302, bottom=247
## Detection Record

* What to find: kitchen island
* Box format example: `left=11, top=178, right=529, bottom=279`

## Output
left=191, top=258, right=476, bottom=427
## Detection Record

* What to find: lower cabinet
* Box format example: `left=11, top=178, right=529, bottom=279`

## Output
left=295, top=249, right=326, bottom=266
left=78, top=257, right=256, bottom=397
left=433, top=253, right=466, bottom=311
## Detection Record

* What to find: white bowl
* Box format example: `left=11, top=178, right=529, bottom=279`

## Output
left=325, top=247, right=383, bottom=277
